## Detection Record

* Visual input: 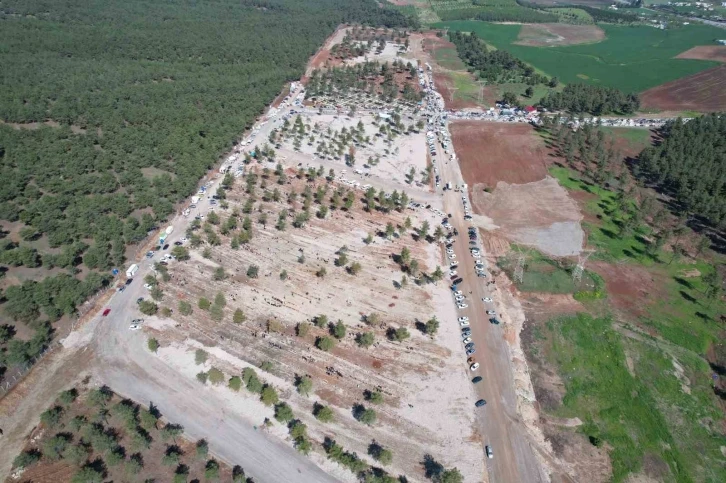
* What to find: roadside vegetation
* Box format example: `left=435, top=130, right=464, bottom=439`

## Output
left=9, top=384, right=249, bottom=482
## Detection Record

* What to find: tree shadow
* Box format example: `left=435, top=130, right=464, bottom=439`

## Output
left=673, top=277, right=694, bottom=290
left=679, top=291, right=697, bottom=304
left=600, top=227, right=618, bottom=239
left=421, top=453, right=444, bottom=479
left=414, top=319, right=427, bottom=334
left=695, top=311, right=711, bottom=322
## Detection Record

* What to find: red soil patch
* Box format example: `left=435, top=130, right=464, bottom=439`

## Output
left=590, top=261, right=661, bottom=318
left=676, top=46, right=726, bottom=63
left=515, top=23, right=605, bottom=47
left=270, top=84, right=291, bottom=108
left=640, top=65, right=726, bottom=113
left=451, top=121, right=551, bottom=187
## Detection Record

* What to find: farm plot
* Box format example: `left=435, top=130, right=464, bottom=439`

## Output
left=640, top=65, right=726, bottom=113
left=435, top=21, right=724, bottom=92
left=144, top=168, right=484, bottom=482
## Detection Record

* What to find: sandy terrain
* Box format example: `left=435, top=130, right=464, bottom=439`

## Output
left=344, top=42, right=417, bottom=67
left=515, top=24, right=605, bottom=47
left=451, top=122, right=551, bottom=188
left=280, top=113, right=431, bottom=193
left=148, top=169, right=485, bottom=482
left=640, top=65, right=726, bottom=113
left=675, top=45, right=726, bottom=63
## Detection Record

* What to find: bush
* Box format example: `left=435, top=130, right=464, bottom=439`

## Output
left=316, top=336, right=335, bottom=352
left=71, top=466, right=104, bottom=483
left=228, top=375, right=242, bottom=391
left=314, top=314, right=328, bottom=328
left=58, top=387, right=78, bottom=405
left=275, top=402, right=294, bottom=422
left=243, top=368, right=263, bottom=393
left=213, top=266, right=227, bottom=281
left=387, top=327, right=410, bottom=342
left=233, top=308, right=246, bottom=324
left=196, top=371, right=208, bottom=384
left=147, top=338, right=160, bottom=352
left=295, top=375, right=313, bottom=396
left=42, top=434, right=70, bottom=461
left=247, top=265, right=259, bottom=278
left=364, top=389, right=384, bottom=405
left=13, top=449, right=41, bottom=469
left=356, top=332, right=375, bottom=348
left=354, top=404, right=376, bottom=425
left=208, top=367, right=225, bottom=385
left=198, top=297, right=211, bottom=310
left=41, top=405, right=65, bottom=428
left=368, top=442, right=393, bottom=465
left=64, top=444, right=89, bottom=466
left=332, top=320, right=346, bottom=339
left=196, top=439, right=209, bottom=459
left=314, top=403, right=334, bottom=423
left=348, top=261, right=362, bottom=275
left=296, top=322, right=310, bottom=337
left=195, top=349, right=208, bottom=365
left=205, top=459, right=220, bottom=480
left=138, top=300, right=158, bottom=315
left=260, top=385, right=279, bottom=406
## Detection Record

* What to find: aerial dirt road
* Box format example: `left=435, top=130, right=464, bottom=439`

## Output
left=435, top=128, right=549, bottom=483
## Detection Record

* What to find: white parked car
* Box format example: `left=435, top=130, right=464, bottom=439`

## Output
left=449, top=270, right=458, bottom=277
left=129, top=324, right=141, bottom=331
left=459, top=320, right=470, bottom=327
left=143, top=284, right=152, bottom=290
left=449, top=254, right=457, bottom=259
left=482, top=297, right=493, bottom=303
left=458, top=316, right=469, bottom=322
left=462, top=337, right=472, bottom=344
left=457, top=303, right=469, bottom=309
left=470, top=362, right=480, bottom=371
left=454, top=290, right=463, bottom=296
left=486, top=310, right=496, bottom=315
left=455, top=295, right=465, bottom=301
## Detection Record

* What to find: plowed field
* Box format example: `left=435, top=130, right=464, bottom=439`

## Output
left=640, top=65, right=726, bottom=113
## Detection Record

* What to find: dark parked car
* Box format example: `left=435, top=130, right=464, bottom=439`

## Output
left=125, top=278, right=133, bottom=285
left=102, top=308, right=111, bottom=316
left=472, top=376, right=482, bottom=384
left=453, top=277, right=463, bottom=285
left=490, top=318, right=500, bottom=325
left=136, top=297, right=144, bottom=304
left=163, top=244, right=169, bottom=250
left=174, top=241, right=183, bottom=246
left=475, top=399, right=487, bottom=407
left=465, top=343, right=475, bottom=350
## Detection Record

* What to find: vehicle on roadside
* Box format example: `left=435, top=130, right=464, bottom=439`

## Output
left=462, top=337, right=472, bottom=344
left=486, top=310, right=496, bottom=315
left=462, top=330, right=472, bottom=338
left=470, top=362, right=480, bottom=371
left=472, top=376, right=482, bottom=384
left=477, top=272, right=487, bottom=278
left=486, top=446, right=493, bottom=458
left=483, top=297, right=492, bottom=302
left=454, top=290, right=463, bottom=296
left=162, top=244, right=169, bottom=250
left=455, top=295, right=465, bottom=302
left=145, top=251, right=154, bottom=258
left=136, top=297, right=144, bottom=304
left=102, top=308, right=111, bottom=316
left=117, top=285, right=126, bottom=293
left=490, top=318, right=500, bottom=325
left=457, top=303, right=468, bottom=309
left=452, top=277, right=463, bottom=285
left=459, top=320, right=470, bottom=327
left=467, top=348, right=476, bottom=355
left=144, top=284, right=152, bottom=290
left=174, top=241, right=183, bottom=246
left=465, top=343, right=475, bottom=350
left=125, top=278, right=133, bottom=285
left=458, top=316, right=469, bottom=322
left=449, top=270, right=458, bottom=277
left=132, top=319, right=144, bottom=324
left=129, top=324, right=140, bottom=331
left=475, top=399, right=487, bottom=407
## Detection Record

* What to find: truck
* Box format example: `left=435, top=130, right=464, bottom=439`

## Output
left=126, top=264, right=139, bottom=278
left=165, top=226, right=174, bottom=235
left=191, top=195, right=200, bottom=205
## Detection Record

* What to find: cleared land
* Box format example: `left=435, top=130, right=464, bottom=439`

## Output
left=514, top=23, right=605, bottom=47
left=451, top=122, right=582, bottom=256
left=151, top=168, right=484, bottom=482
left=450, top=122, right=550, bottom=187
left=435, top=21, right=724, bottom=92
left=640, top=65, right=726, bottom=113
left=676, top=45, right=726, bottom=62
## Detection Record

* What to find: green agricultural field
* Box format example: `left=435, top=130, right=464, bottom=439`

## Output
left=434, top=21, right=723, bottom=92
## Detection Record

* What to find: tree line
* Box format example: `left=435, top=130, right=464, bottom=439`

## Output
left=450, top=31, right=550, bottom=86
left=540, top=83, right=640, bottom=115
left=635, top=114, right=726, bottom=228
left=0, top=0, right=417, bottom=327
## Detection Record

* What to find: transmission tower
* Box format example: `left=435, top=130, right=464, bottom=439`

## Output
left=572, top=250, right=595, bottom=283
left=513, top=250, right=528, bottom=284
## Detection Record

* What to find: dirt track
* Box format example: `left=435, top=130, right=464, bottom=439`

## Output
left=640, top=65, right=726, bottom=113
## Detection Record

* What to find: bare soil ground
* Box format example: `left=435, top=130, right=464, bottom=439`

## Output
left=640, top=65, right=726, bottom=113
left=152, top=168, right=484, bottom=482
left=675, top=46, right=726, bottom=63
left=471, top=178, right=584, bottom=257
left=451, top=122, right=551, bottom=188
left=305, top=26, right=349, bottom=78
left=515, top=24, right=605, bottom=47
left=589, top=261, right=662, bottom=319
